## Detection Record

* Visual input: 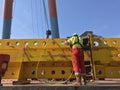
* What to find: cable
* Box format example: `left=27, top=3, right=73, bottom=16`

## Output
left=35, top=0, right=39, bottom=38
left=35, top=41, right=74, bottom=84
left=12, top=0, right=16, bottom=17
left=35, top=49, right=46, bottom=79
left=39, top=0, right=44, bottom=38
left=38, top=70, right=74, bottom=84
left=42, top=0, right=49, bottom=30
left=30, top=0, right=35, bottom=38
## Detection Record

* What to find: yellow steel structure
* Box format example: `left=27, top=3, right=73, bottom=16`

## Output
left=90, top=38, right=120, bottom=79
left=0, top=38, right=76, bottom=81
left=0, top=37, right=120, bottom=82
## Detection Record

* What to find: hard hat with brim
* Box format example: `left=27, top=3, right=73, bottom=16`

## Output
left=72, top=33, right=78, bottom=36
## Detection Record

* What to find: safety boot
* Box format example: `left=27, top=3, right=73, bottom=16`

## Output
left=81, top=74, right=87, bottom=85
left=73, top=76, right=81, bottom=85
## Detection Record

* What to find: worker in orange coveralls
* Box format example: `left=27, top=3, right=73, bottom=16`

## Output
left=65, top=33, right=86, bottom=85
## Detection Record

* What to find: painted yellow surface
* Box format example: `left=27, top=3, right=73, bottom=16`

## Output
left=0, top=38, right=73, bottom=80
left=90, top=38, right=120, bottom=78
left=0, top=37, right=120, bottom=81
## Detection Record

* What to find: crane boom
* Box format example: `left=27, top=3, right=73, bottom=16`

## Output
left=2, top=0, right=13, bottom=39
left=48, top=0, right=60, bottom=38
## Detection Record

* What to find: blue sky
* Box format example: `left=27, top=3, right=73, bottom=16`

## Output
left=0, top=0, right=120, bottom=39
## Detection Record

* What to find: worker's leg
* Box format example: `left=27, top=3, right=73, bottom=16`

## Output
left=79, top=49, right=86, bottom=73
left=72, top=48, right=81, bottom=84
left=72, top=48, right=81, bottom=73
left=75, top=74, right=81, bottom=85
left=79, top=49, right=87, bottom=85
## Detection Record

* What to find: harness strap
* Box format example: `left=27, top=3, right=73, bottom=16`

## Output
left=72, top=36, right=83, bottom=48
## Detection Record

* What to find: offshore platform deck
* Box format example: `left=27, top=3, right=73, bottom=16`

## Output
left=1, top=0, right=120, bottom=90
left=0, top=79, right=120, bottom=90
left=0, top=37, right=120, bottom=90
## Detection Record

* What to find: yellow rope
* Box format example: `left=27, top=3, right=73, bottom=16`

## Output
left=35, top=49, right=46, bottom=79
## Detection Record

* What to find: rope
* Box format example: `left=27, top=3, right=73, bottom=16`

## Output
left=35, top=0, right=39, bottom=37
left=30, top=0, right=35, bottom=38
left=12, top=0, right=16, bottom=17
left=34, top=39, right=74, bottom=84
left=6, top=39, right=74, bottom=83
left=42, top=0, right=50, bottom=30
left=38, top=70, right=74, bottom=84
left=35, top=49, right=46, bottom=79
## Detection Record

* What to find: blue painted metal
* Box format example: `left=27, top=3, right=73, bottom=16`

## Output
left=48, top=0, right=60, bottom=38
left=50, top=17, right=59, bottom=38
left=2, top=0, right=13, bottom=39
left=2, top=19, right=12, bottom=39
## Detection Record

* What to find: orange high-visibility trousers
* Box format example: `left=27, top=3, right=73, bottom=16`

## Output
left=71, top=48, right=86, bottom=73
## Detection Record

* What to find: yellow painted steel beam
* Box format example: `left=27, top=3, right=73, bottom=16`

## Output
left=1, top=37, right=120, bottom=81
left=0, top=38, right=77, bottom=80
left=90, top=38, right=120, bottom=79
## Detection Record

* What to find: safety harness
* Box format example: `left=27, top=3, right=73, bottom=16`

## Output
left=72, top=35, right=83, bottom=48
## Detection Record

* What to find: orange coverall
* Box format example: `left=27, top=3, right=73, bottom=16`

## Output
left=67, top=35, right=86, bottom=75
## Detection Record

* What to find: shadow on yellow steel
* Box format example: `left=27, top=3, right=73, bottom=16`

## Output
left=0, top=37, right=120, bottom=82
